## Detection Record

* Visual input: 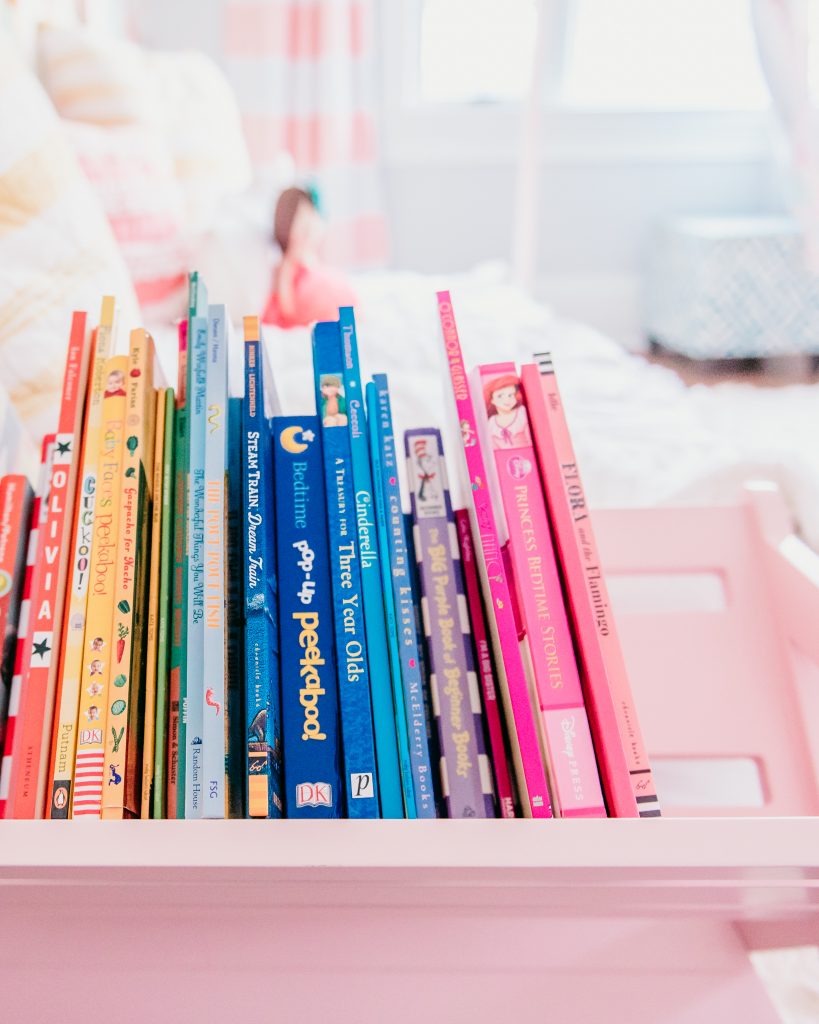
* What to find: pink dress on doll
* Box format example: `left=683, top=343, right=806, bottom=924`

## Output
left=488, top=407, right=531, bottom=449
left=262, top=263, right=357, bottom=328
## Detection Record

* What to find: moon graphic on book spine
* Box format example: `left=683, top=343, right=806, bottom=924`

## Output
left=280, top=426, right=308, bottom=454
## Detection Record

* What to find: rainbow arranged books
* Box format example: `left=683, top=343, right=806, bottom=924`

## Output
left=0, top=282, right=659, bottom=819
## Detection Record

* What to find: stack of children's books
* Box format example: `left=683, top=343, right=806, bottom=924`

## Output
left=0, top=277, right=660, bottom=820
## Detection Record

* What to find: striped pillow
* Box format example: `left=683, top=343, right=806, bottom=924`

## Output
left=0, top=33, right=139, bottom=438
left=37, top=23, right=252, bottom=231
left=64, top=120, right=190, bottom=322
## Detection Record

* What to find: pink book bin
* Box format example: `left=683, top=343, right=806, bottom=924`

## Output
left=0, top=483, right=815, bottom=1023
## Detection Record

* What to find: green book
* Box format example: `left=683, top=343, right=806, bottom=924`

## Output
left=152, top=388, right=175, bottom=818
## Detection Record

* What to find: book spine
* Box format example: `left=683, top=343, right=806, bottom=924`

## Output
left=369, top=375, right=435, bottom=818
left=437, top=292, right=551, bottom=818
left=201, top=306, right=228, bottom=818
left=48, top=305, right=115, bottom=818
left=225, top=397, right=245, bottom=819
left=152, top=389, right=175, bottom=818
left=274, top=415, right=342, bottom=818
left=0, top=476, right=33, bottom=752
left=454, top=508, right=516, bottom=818
left=476, top=363, right=605, bottom=818
left=141, top=388, right=167, bottom=817
left=242, top=320, right=283, bottom=818
left=185, top=315, right=209, bottom=818
left=312, top=320, right=379, bottom=817
left=7, top=312, right=91, bottom=817
left=71, top=356, right=129, bottom=817
left=366, top=383, right=416, bottom=817
left=167, top=401, right=187, bottom=818
left=339, top=308, right=403, bottom=817
left=102, top=330, right=155, bottom=818
left=521, top=358, right=660, bottom=817
left=406, top=428, right=496, bottom=818
left=0, top=438, right=53, bottom=816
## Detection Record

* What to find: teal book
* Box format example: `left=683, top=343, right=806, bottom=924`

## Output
left=338, top=307, right=403, bottom=817
left=185, top=272, right=208, bottom=818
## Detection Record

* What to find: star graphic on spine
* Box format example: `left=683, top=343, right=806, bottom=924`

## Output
left=56, top=440, right=71, bottom=456
left=32, top=637, right=51, bottom=660
left=302, top=430, right=315, bottom=442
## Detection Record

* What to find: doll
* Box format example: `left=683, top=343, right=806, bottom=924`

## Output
left=483, top=374, right=532, bottom=450
left=262, top=187, right=357, bottom=328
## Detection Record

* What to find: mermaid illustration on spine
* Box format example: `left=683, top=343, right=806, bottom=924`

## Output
left=483, top=372, right=531, bottom=450
left=319, top=374, right=347, bottom=427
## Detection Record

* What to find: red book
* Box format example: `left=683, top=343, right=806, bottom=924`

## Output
left=4, top=313, right=92, bottom=818
left=454, top=508, right=516, bottom=818
left=0, top=475, right=33, bottom=750
left=0, top=437, right=54, bottom=816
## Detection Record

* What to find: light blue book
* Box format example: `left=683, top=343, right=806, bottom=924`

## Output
left=312, top=319, right=379, bottom=818
left=366, top=381, right=416, bottom=817
left=184, top=276, right=208, bottom=818
left=368, top=374, right=436, bottom=818
left=338, top=307, right=403, bottom=818
left=201, top=304, right=228, bottom=818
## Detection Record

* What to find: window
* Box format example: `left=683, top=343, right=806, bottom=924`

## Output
left=418, top=0, right=769, bottom=111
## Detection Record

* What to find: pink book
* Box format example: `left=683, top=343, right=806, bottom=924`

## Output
left=438, top=291, right=551, bottom=818
left=454, top=508, right=517, bottom=818
left=476, top=363, right=606, bottom=818
left=521, top=357, right=660, bottom=817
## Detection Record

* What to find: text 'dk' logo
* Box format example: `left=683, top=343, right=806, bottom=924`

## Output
left=295, top=782, right=333, bottom=808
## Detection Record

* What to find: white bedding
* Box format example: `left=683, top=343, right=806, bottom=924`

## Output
left=150, top=261, right=819, bottom=547
left=251, top=263, right=819, bottom=548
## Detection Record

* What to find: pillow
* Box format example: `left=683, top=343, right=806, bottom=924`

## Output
left=64, top=120, right=190, bottom=322
left=37, top=23, right=253, bottom=231
left=0, top=32, right=139, bottom=437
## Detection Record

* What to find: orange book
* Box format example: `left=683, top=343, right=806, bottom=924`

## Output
left=71, top=355, right=128, bottom=817
left=5, top=312, right=92, bottom=818
left=101, top=330, right=156, bottom=819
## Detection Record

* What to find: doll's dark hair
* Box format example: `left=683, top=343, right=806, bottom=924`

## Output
left=274, top=187, right=316, bottom=251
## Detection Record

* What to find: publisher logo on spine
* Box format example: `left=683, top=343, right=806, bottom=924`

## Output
left=349, top=772, right=374, bottom=799
left=296, top=781, right=333, bottom=808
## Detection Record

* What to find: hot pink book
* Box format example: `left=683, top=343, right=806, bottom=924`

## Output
left=475, top=363, right=606, bottom=818
left=438, top=292, right=551, bottom=818
left=521, top=357, right=660, bottom=818
left=454, top=508, right=516, bottom=818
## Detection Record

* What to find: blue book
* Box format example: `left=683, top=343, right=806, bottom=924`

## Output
left=273, top=415, right=342, bottom=818
left=225, top=396, right=245, bottom=818
left=242, top=317, right=283, bottom=818
left=367, top=374, right=436, bottom=818
left=201, top=304, right=228, bottom=817
left=338, top=308, right=403, bottom=818
left=312, top=319, right=379, bottom=818
left=185, top=276, right=208, bottom=818
left=366, top=384, right=416, bottom=817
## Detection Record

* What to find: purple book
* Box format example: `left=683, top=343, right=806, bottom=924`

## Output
left=405, top=428, right=495, bottom=818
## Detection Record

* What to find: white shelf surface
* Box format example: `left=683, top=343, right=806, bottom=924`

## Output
left=0, top=818, right=817, bottom=921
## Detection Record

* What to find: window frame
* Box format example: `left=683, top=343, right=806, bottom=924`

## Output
left=379, top=0, right=773, bottom=166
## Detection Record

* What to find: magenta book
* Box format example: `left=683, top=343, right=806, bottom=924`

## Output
left=476, top=362, right=605, bottom=818
left=454, top=508, right=516, bottom=818
left=521, top=357, right=660, bottom=818
left=438, top=291, right=551, bottom=818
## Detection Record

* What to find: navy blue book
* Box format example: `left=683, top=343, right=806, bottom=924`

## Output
left=312, top=319, right=379, bottom=818
left=366, top=374, right=436, bottom=818
left=226, top=396, right=245, bottom=818
left=241, top=317, right=283, bottom=818
left=274, top=415, right=342, bottom=818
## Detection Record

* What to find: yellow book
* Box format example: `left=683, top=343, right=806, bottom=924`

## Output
left=70, top=354, right=128, bottom=818
left=47, top=297, right=115, bottom=818
left=140, top=387, right=168, bottom=818
left=101, top=330, right=156, bottom=819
